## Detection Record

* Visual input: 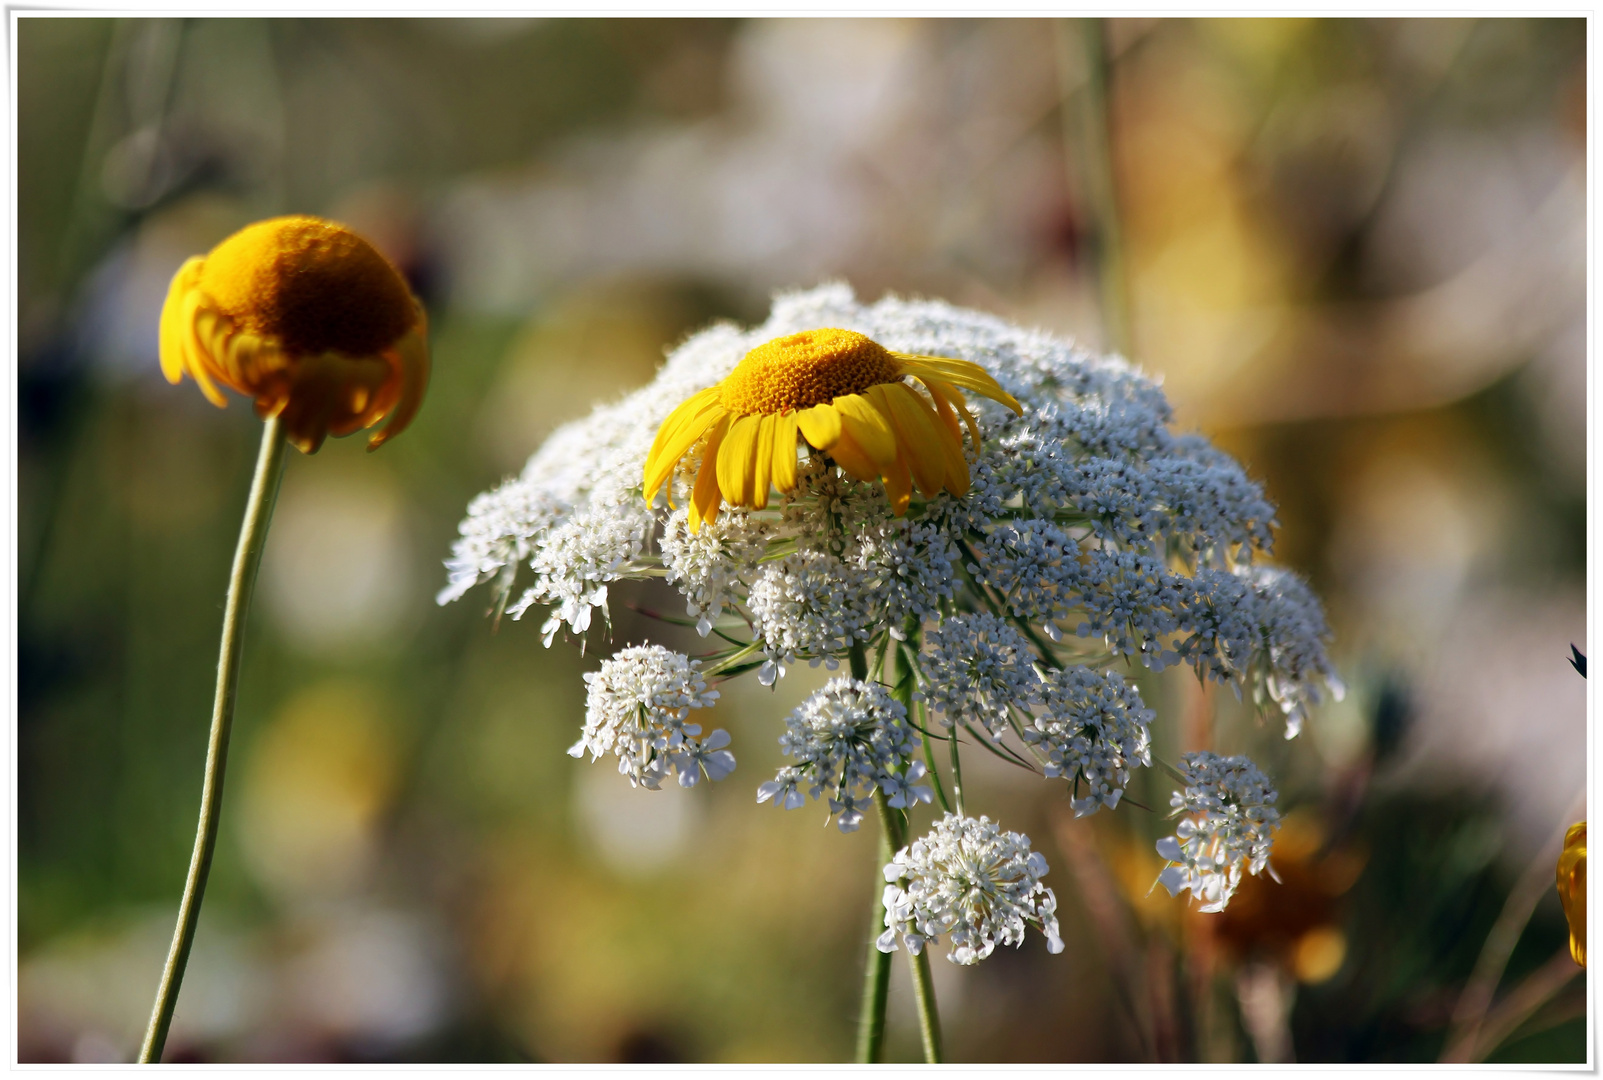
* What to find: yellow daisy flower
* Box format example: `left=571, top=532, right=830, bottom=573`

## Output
left=1557, top=821, right=1586, bottom=966
left=159, top=214, right=430, bottom=454
left=643, top=328, right=1021, bottom=530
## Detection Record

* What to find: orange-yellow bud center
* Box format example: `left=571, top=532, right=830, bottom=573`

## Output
left=718, top=328, right=903, bottom=415
left=197, top=215, right=418, bottom=357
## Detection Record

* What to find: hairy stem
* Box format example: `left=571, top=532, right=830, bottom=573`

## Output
left=909, top=944, right=946, bottom=1064
left=139, top=417, right=288, bottom=1063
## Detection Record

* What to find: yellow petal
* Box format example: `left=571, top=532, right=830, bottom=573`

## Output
left=645, top=387, right=725, bottom=504
left=871, top=383, right=944, bottom=497
left=751, top=413, right=776, bottom=510
left=367, top=316, right=431, bottom=451
left=832, top=393, right=897, bottom=467
left=896, top=355, right=1022, bottom=415
left=920, top=376, right=983, bottom=451
left=771, top=410, right=799, bottom=493
left=183, top=302, right=230, bottom=408
left=827, top=429, right=880, bottom=485
left=159, top=258, right=204, bottom=385
left=796, top=402, right=842, bottom=449
left=882, top=454, right=912, bottom=516
left=717, top=414, right=761, bottom=508
left=690, top=416, right=730, bottom=532
left=910, top=380, right=971, bottom=495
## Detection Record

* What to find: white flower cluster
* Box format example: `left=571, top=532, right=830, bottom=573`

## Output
left=443, top=284, right=1340, bottom=963
left=1024, top=667, right=1153, bottom=817
left=920, top=613, right=1041, bottom=736
left=658, top=507, right=771, bottom=637
left=1155, top=750, right=1280, bottom=913
left=442, top=283, right=1336, bottom=737
left=757, top=678, right=934, bottom=832
left=877, top=813, right=1064, bottom=966
left=568, top=644, right=733, bottom=788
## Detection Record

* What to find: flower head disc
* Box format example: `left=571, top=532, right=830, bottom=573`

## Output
left=159, top=215, right=430, bottom=454
left=644, top=328, right=1021, bottom=530
left=1558, top=821, right=1586, bottom=966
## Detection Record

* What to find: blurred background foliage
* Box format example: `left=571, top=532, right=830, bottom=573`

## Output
left=16, top=17, right=1586, bottom=1063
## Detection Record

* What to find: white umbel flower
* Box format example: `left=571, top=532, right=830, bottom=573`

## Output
left=1155, top=750, right=1280, bottom=913
left=757, top=678, right=932, bottom=832
left=877, top=813, right=1064, bottom=965
left=568, top=644, right=731, bottom=789
left=1025, top=666, right=1153, bottom=816
left=920, top=613, right=1042, bottom=736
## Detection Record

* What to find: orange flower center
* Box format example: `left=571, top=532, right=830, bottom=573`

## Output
left=197, top=215, right=418, bottom=357
left=718, top=328, right=903, bottom=415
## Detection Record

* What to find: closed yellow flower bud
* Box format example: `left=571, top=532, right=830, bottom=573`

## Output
left=158, top=215, right=430, bottom=454
left=1557, top=821, right=1586, bottom=967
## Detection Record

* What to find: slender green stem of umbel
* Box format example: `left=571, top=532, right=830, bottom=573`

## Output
left=852, top=638, right=945, bottom=1063
left=138, top=417, right=288, bottom=1063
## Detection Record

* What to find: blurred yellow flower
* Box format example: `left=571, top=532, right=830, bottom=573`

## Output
left=159, top=215, right=430, bottom=454
left=644, top=328, right=1020, bottom=530
left=1557, top=821, right=1586, bottom=967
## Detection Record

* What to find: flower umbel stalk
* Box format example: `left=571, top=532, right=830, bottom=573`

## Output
left=139, top=417, right=288, bottom=1063
left=850, top=640, right=894, bottom=1063
left=853, top=637, right=945, bottom=1064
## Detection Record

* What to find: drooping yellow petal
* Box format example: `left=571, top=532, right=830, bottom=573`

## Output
left=645, top=387, right=725, bottom=503
left=923, top=376, right=984, bottom=450
left=184, top=305, right=231, bottom=407
left=827, top=428, right=881, bottom=485
left=832, top=393, right=897, bottom=467
left=896, top=355, right=1022, bottom=415
left=367, top=318, right=431, bottom=451
left=751, top=413, right=776, bottom=510
left=870, top=383, right=945, bottom=497
left=917, top=378, right=974, bottom=495
left=716, top=414, right=761, bottom=508
left=159, top=258, right=204, bottom=385
left=796, top=402, right=842, bottom=449
left=881, top=454, right=912, bottom=516
left=689, top=416, right=730, bottom=532
left=771, top=410, right=799, bottom=494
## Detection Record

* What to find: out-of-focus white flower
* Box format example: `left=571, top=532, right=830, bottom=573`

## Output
left=877, top=813, right=1064, bottom=965
left=757, top=678, right=932, bottom=832
left=1155, top=750, right=1281, bottom=913
left=1024, top=666, right=1153, bottom=816
left=568, top=644, right=731, bottom=789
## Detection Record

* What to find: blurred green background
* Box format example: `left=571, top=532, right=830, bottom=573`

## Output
left=16, top=17, right=1587, bottom=1063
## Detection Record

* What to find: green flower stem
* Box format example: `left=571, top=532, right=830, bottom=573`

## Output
left=856, top=788, right=898, bottom=1063
left=908, top=938, right=946, bottom=1064
left=850, top=640, right=891, bottom=1063
left=948, top=723, right=967, bottom=816
left=139, top=416, right=288, bottom=1064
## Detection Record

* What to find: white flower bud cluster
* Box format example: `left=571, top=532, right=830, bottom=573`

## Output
left=757, top=678, right=934, bottom=832
left=920, top=613, right=1042, bottom=737
left=877, top=813, right=1064, bottom=965
left=969, top=520, right=1080, bottom=632
left=1155, top=750, right=1280, bottom=913
left=568, top=644, right=733, bottom=789
left=1023, top=667, right=1153, bottom=817
left=747, top=550, right=879, bottom=686
left=436, top=477, right=567, bottom=608
left=658, top=507, right=771, bottom=637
